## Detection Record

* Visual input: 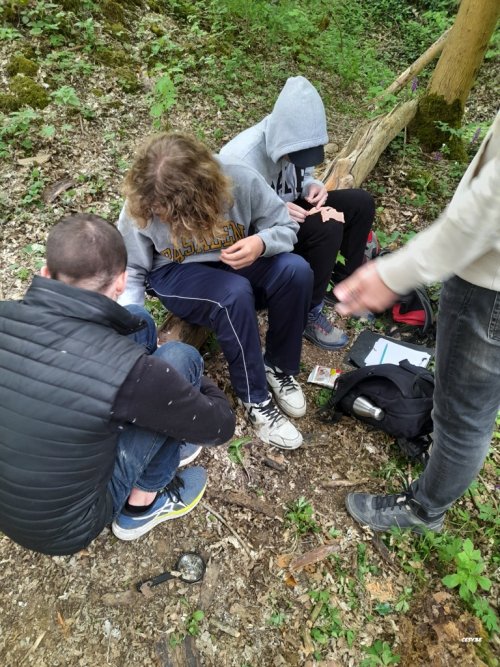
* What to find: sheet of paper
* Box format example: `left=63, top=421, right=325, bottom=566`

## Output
left=364, top=338, right=431, bottom=367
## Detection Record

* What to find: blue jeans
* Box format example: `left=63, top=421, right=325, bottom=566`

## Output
left=412, top=276, right=500, bottom=514
left=107, top=306, right=203, bottom=516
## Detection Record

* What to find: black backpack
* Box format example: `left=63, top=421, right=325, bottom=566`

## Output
left=322, top=360, right=434, bottom=463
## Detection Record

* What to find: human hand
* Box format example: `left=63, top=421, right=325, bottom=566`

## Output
left=333, top=261, right=399, bottom=316
left=305, top=183, right=328, bottom=207
left=220, top=236, right=265, bottom=269
left=287, top=201, right=308, bottom=223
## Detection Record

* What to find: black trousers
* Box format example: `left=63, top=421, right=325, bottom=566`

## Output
left=293, top=188, right=375, bottom=307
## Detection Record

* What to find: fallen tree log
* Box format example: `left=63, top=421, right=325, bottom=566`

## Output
left=321, top=98, right=419, bottom=190
left=322, top=28, right=451, bottom=190
left=158, top=311, right=209, bottom=348
left=373, top=27, right=451, bottom=101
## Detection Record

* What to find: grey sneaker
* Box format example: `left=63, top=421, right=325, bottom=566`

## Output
left=346, top=490, right=445, bottom=534
left=265, top=364, right=306, bottom=418
left=179, top=443, right=202, bottom=467
left=243, top=398, right=303, bottom=450
left=304, top=311, right=349, bottom=350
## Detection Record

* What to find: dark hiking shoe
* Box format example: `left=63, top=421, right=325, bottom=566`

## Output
left=346, top=489, right=445, bottom=534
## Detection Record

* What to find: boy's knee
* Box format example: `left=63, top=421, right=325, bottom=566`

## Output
left=155, top=341, right=203, bottom=380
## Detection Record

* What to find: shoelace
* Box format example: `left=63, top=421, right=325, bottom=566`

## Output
left=253, top=401, right=284, bottom=428
left=160, top=475, right=185, bottom=504
left=270, top=369, right=299, bottom=395
left=313, top=311, right=334, bottom=334
left=373, top=491, right=411, bottom=511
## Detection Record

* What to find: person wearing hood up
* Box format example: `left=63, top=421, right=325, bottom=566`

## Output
left=221, top=76, right=375, bottom=350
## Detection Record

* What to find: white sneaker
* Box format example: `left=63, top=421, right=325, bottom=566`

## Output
left=265, top=364, right=306, bottom=418
left=243, top=398, right=303, bottom=450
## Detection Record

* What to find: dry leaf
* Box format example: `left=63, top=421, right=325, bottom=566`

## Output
left=284, top=572, right=298, bottom=588
left=276, top=553, right=292, bottom=569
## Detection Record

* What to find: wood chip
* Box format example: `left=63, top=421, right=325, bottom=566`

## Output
left=197, top=560, right=220, bottom=612
left=42, top=177, right=76, bottom=203
left=210, top=619, right=240, bottom=638
left=17, top=153, right=50, bottom=166
left=289, top=541, right=341, bottom=572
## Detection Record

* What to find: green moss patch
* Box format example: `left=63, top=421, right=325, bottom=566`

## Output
left=0, top=75, right=49, bottom=112
left=7, top=54, right=39, bottom=78
left=410, top=94, right=467, bottom=161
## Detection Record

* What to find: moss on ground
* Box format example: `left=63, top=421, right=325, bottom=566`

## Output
left=0, top=75, right=49, bottom=112
left=7, top=54, right=39, bottom=78
left=114, top=66, right=142, bottom=93
left=93, top=46, right=134, bottom=68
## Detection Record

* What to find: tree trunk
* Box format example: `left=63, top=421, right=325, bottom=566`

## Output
left=411, top=0, right=500, bottom=156
left=158, top=312, right=209, bottom=348
left=322, top=99, right=418, bottom=189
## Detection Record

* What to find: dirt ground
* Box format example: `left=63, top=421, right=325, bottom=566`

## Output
left=1, top=11, right=498, bottom=665
left=1, top=309, right=494, bottom=666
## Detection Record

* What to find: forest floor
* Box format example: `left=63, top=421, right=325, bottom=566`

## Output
left=1, top=2, right=499, bottom=666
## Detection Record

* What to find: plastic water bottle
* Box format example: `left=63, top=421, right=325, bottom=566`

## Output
left=352, top=396, right=384, bottom=421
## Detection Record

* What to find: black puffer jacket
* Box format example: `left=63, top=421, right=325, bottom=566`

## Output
left=0, top=276, right=146, bottom=555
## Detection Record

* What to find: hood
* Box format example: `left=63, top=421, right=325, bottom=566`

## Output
left=265, top=76, right=328, bottom=163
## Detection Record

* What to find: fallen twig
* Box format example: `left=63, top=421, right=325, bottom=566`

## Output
left=261, top=456, right=287, bottom=473
left=226, top=490, right=283, bottom=521
left=210, top=619, right=240, bottom=638
left=202, top=501, right=253, bottom=558
left=321, top=478, right=368, bottom=488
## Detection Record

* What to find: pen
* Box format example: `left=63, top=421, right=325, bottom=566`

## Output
left=379, top=343, right=388, bottom=364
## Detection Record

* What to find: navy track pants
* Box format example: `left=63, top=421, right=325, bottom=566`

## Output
left=148, top=252, right=313, bottom=404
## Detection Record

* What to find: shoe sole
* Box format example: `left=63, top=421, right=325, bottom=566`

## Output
left=303, top=331, right=348, bottom=351
left=112, top=484, right=207, bottom=541
left=255, top=430, right=303, bottom=450
left=179, top=446, right=202, bottom=467
left=345, top=495, right=443, bottom=534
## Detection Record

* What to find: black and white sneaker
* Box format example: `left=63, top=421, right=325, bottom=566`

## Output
left=243, top=397, right=303, bottom=450
left=265, top=364, right=306, bottom=418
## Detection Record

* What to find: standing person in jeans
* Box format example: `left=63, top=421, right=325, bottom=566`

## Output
left=221, top=75, right=375, bottom=350
left=118, top=133, right=314, bottom=450
left=333, top=111, right=500, bottom=533
left=0, top=214, right=235, bottom=555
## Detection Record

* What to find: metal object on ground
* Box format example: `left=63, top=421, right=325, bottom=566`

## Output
left=136, top=552, right=206, bottom=591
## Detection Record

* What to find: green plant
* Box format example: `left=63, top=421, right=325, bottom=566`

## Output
left=395, top=587, right=413, bottom=613
left=285, top=497, right=320, bottom=536
left=52, top=85, right=81, bottom=107
left=0, top=27, right=22, bottom=40
left=186, top=609, right=205, bottom=636
left=149, top=72, right=177, bottom=129
left=144, top=298, right=167, bottom=326
left=22, top=169, right=46, bottom=207
left=441, top=538, right=491, bottom=601
left=361, top=640, right=400, bottom=666
left=0, top=108, right=41, bottom=154
left=227, top=437, right=251, bottom=465
left=267, top=611, right=287, bottom=627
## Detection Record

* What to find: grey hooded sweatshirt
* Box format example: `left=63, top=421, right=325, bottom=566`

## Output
left=117, top=155, right=299, bottom=306
left=220, top=76, right=329, bottom=203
